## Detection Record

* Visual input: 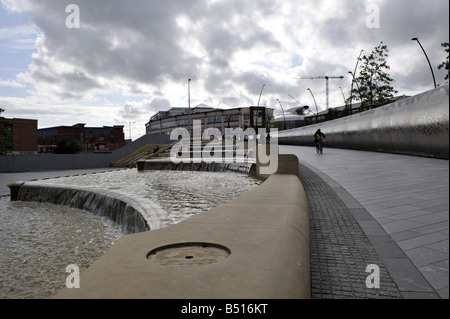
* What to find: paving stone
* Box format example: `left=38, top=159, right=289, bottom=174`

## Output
left=298, top=162, right=403, bottom=299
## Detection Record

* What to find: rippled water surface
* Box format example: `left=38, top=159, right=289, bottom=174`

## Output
left=38, top=169, right=262, bottom=229
left=0, top=170, right=261, bottom=299
left=0, top=198, right=123, bottom=299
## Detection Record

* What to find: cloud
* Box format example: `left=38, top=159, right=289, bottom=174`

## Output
left=0, top=78, right=25, bottom=88
left=1, top=0, right=448, bottom=127
left=118, top=98, right=172, bottom=121
left=0, top=24, right=39, bottom=51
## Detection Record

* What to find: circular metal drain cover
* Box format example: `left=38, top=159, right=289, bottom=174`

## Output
left=147, top=242, right=230, bottom=266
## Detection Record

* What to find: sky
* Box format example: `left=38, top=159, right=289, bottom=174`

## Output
left=0, top=0, right=448, bottom=140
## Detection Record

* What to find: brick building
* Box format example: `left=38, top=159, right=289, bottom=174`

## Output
left=38, top=123, right=125, bottom=153
left=1, top=118, right=38, bottom=154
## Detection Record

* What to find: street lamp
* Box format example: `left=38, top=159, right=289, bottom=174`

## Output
left=276, top=99, right=287, bottom=130
left=339, top=87, right=346, bottom=105
left=307, top=88, right=319, bottom=118
left=188, top=79, right=192, bottom=138
left=349, top=49, right=364, bottom=113
left=257, top=84, right=265, bottom=107
left=348, top=71, right=362, bottom=93
left=412, top=38, right=437, bottom=89
left=128, top=121, right=136, bottom=141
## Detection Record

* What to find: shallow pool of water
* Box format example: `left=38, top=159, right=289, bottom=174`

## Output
left=0, top=198, right=123, bottom=299
left=37, top=169, right=262, bottom=229
left=0, top=169, right=262, bottom=299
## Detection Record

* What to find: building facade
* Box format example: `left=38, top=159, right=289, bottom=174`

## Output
left=38, top=123, right=125, bottom=153
left=1, top=118, right=38, bottom=154
left=146, top=105, right=274, bottom=137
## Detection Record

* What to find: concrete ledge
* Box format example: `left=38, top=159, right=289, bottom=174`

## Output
left=275, top=154, right=299, bottom=176
left=8, top=182, right=150, bottom=234
left=54, top=174, right=310, bottom=299
left=137, top=160, right=253, bottom=175
left=7, top=181, right=25, bottom=201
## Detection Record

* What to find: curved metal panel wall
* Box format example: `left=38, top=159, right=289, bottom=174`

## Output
left=277, top=86, right=449, bottom=159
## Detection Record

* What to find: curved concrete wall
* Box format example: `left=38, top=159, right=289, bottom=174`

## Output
left=8, top=182, right=149, bottom=234
left=277, top=86, right=449, bottom=159
left=53, top=173, right=310, bottom=299
left=137, top=160, right=253, bottom=175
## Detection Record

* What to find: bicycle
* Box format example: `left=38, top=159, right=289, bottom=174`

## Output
left=316, top=139, right=324, bottom=154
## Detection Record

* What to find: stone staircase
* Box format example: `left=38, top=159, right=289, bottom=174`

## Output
left=148, top=140, right=254, bottom=163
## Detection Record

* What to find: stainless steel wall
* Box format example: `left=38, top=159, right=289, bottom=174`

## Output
left=277, top=85, right=449, bottom=159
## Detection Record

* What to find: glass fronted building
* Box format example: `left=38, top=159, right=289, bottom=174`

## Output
left=146, top=104, right=274, bottom=137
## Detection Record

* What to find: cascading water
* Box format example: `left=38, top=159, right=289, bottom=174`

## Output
left=16, top=184, right=148, bottom=234
left=1, top=169, right=262, bottom=299
left=141, top=160, right=254, bottom=175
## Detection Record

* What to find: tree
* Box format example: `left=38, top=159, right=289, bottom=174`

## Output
left=349, top=42, right=398, bottom=110
left=0, top=109, right=14, bottom=156
left=438, top=42, right=449, bottom=83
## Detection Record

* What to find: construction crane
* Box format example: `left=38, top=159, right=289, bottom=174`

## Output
left=297, top=76, right=344, bottom=110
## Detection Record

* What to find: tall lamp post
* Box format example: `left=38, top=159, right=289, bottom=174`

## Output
left=276, top=99, right=287, bottom=130
left=349, top=49, right=364, bottom=114
left=129, top=121, right=136, bottom=141
left=257, top=84, right=265, bottom=107
left=339, top=87, right=346, bottom=106
left=412, top=38, right=437, bottom=89
left=188, top=78, right=192, bottom=138
left=307, top=88, right=319, bottom=119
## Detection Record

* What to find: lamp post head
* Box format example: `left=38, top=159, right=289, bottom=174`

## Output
left=411, top=37, right=418, bottom=41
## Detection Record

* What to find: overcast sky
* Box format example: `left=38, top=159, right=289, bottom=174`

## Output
left=0, top=0, right=448, bottom=139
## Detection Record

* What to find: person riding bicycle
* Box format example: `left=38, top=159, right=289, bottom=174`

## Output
left=314, top=129, right=326, bottom=148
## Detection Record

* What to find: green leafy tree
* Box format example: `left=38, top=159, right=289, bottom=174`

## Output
left=0, top=109, right=14, bottom=156
left=349, top=42, right=398, bottom=110
left=438, top=42, right=449, bottom=83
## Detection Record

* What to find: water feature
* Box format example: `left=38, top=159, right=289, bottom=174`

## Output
left=0, top=197, right=123, bottom=299
left=0, top=169, right=262, bottom=299
left=33, top=169, right=262, bottom=230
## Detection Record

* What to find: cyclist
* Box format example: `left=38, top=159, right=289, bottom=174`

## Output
left=314, top=129, right=326, bottom=153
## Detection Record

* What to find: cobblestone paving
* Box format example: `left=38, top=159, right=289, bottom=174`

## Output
left=298, top=162, right=403, bottom=299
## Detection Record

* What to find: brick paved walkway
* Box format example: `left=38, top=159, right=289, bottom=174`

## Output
left=298, top=162, right=403, bottom=299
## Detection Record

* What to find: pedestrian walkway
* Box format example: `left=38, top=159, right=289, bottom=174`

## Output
left=280, top=145, right=449, bottom=299
left=1, top=149, right=448, bottom=299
